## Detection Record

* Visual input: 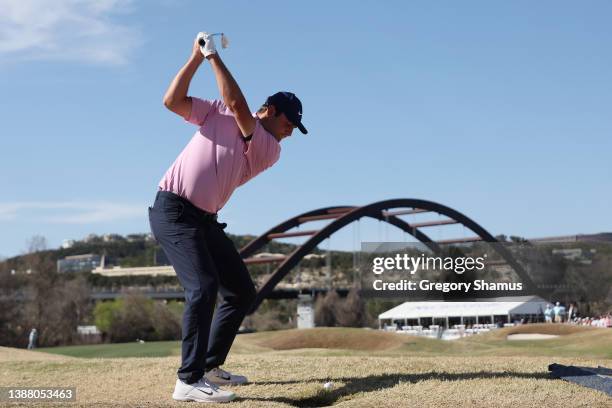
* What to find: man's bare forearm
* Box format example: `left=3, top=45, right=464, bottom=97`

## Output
left=207, top=54, right=248, bottom=112
left=163, top=53, right=204, bottom=109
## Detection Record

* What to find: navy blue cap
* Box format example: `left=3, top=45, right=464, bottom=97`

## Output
left=266, top=92, right=307, bottom=134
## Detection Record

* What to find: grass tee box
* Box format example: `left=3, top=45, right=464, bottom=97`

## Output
left=2, top=325, right=611, bottom=407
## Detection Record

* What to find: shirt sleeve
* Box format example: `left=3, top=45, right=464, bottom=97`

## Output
left=185, top=98, right=225, bottom=126
left=240, top=121, right=281, bottom=184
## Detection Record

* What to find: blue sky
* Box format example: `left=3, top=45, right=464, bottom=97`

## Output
left=1, top=0, right=611, bottom=258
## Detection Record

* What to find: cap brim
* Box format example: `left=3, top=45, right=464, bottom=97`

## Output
left=285, top=112, right=308, bottom=134
left=297, top=122, right=308, bottom=134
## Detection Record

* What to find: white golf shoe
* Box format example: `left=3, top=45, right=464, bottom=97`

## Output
left=172, top=377, right=236, bottom=403
left=205, top=367, right=248, bottom=386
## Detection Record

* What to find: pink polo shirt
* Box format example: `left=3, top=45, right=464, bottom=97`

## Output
left=158, top=97, right=281, bottom=213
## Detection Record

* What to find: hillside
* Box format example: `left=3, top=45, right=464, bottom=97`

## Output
left=0, top=232, right=359, bottom=288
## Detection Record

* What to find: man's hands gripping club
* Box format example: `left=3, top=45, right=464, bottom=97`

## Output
left=196, top=32, right=216, bottom=58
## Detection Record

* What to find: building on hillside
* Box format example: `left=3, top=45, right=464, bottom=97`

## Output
left=61, top=239, right=75, bottom=249
left=57, top=254, right=102, bottom=273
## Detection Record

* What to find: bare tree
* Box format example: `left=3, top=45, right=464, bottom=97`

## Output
left=336, top=287, right=366, bottom=327
left=0, top=271, right=26, bottom=346
left=314, top=290, right=339, bottom=327
left=25, top=235, right=47, bottom=254
left=14, top=236, right=92, bottom=346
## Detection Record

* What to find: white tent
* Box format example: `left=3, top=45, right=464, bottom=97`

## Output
left=378, top=296, right=549, bottom=328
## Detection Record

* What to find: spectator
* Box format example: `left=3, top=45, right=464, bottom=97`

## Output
left=567, top=302, right=576, bottom=322
left=544, top=304, right=553, bottom=323
left=553, top=302, right=564, bottom=323
left=27, top=328, right=38, bottom=350
left=569, top=313, right=611, bottom=328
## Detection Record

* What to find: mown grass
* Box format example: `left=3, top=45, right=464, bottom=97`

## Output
left=1, top=353, right=610, bottom=407
left=2, top=326, right=611, bottom=406
left=38, top=340, right=181, bottom=358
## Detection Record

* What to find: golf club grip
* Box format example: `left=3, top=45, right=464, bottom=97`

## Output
left=198, top=38, right=206, bottom=46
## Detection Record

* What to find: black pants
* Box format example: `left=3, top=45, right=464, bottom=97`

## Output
left=148, top=191, right=256, bottom=384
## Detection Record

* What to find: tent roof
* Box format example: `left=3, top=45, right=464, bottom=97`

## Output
left=378, top=296, right=550, bottom=319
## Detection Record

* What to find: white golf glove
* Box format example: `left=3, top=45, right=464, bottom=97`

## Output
left=197, top=32, right=216, bottom=57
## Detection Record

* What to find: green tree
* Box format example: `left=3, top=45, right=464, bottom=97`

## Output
left=93, top=300, right=124, bottom=333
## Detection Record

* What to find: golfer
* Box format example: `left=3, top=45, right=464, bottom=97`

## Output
left=148, top=32, right=307, bottom=403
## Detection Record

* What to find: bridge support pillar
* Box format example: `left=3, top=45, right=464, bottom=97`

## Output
left=297, top=294, right=315, bottom=329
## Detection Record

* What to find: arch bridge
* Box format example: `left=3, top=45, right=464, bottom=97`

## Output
left=239, top=199, right=536, bottom=313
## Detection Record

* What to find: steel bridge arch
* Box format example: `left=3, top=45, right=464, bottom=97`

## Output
left=240, top=199, right=535, bottom=313
left=240, top=205, right=439, bottom=259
